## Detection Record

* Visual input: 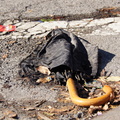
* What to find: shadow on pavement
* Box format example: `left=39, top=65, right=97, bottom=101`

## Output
left=98, top=49, right=115, bottom=76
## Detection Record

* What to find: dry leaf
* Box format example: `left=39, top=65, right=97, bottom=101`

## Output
left=8, top=41, right=16, bottom=44
left=35, top=100, right=46, bottom=107
left=96, top=76, right=107, bottom=84
left=110, top=105, right=119, bottom=109
left=103, top=103, right=109, bottom=111
left=106, top=76, right=120, bottom=82
left=3, top=109, right=17, bottom=118
left=40, top=105, right=75, bottom=114
left=37, top=66, right=51, bottom=75
left=88, top=105, right=102, bottom=114
left=57, top=91, right=71, bottom=103
left=100, top=7, right=116, bottom=11
left=36, top=76, right=52, bottom=83
left=113, top=96, right=120, bottom=103
left=24, top=106, right=35, bottom=111
left=26, top=10, right=33, bottom=13
left=57, top=97, right=71, bottom=103
left=59, top=91, right=70, bottom=97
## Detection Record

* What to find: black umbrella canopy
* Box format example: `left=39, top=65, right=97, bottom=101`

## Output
left=19, top=29, right=98, bottom=85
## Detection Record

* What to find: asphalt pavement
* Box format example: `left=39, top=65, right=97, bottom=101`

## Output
left=0, top=0, right=120, bottom=120
left=0, top=0, right=120, bottom=22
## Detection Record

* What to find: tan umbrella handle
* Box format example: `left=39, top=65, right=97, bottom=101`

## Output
left=67, top=78, right=114, bottom=107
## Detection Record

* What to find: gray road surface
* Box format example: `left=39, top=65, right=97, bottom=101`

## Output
left=93, top=105, right=120, bottom=120
left=0, top=0, right=120, bottom=120
left=0, top=0, right=120, bottom=22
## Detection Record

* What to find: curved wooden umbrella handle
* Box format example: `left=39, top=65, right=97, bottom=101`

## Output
left=67, top=78, right=114, bottom=107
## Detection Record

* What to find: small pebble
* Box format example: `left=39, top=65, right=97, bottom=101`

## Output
left=74, top=111, right=84, bottom=118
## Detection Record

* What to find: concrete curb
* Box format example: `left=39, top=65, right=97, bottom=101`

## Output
left=0, top=17, right=120, bottom=39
